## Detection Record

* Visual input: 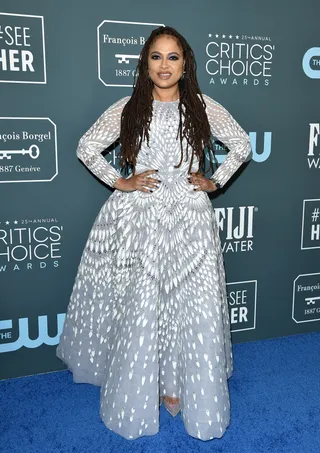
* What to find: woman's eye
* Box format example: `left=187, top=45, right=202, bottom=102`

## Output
left=151, top=55, right=160, bottom=60
left=169, top=56, right=179, bottom=60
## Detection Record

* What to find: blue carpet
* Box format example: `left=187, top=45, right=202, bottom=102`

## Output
left=1, top=332, right=320, bottom=453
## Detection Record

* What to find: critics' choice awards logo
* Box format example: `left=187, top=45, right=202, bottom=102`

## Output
left=97, top=20, right=164, bottom=87
left=302, top=47, right=320, bottom=79
left=307, top=123, right=320, bottom=169
left=0, top=218, right=63, bottom=272
left=301, top=199, right=320, bottom=250
left=0, top=117, right=58, bottom=183
left=0, top=12, right=46, bottom=84
left=214, top=206, right=257, bottom=253
left=292, top=273, right=320, bottom=323
left=205, top=33, right=275, bottom=87
left=227, top=280, right=257, bottom=332
left=0, top=313, right=65, bottom=353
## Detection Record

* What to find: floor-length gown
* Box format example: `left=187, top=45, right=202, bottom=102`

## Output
left=56, top=94, right=251, bottom=441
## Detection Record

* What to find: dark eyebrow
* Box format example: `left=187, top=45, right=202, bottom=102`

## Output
left=149, top=51, right=181, bottom=56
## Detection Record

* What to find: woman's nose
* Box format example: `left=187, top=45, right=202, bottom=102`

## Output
left=160, top=60, right=169, bottom=69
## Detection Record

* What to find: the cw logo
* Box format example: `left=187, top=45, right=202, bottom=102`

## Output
left=302, top=47, right=320, bottom=79
left=0, top=313, right=66, bottom=353
left=211, top=132, right=272, bottom=164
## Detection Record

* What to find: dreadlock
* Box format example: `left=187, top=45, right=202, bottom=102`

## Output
left=119, top=26, right=217, bottom=175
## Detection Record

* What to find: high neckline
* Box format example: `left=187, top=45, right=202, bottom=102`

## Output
left=152, top=98, right=180, bottom=104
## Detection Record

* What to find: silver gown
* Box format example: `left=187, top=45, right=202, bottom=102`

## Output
left=56, top=94, right=251, bottom=441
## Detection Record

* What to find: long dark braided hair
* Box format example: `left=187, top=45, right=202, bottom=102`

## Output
left=119, top=26, right=216, bottom=175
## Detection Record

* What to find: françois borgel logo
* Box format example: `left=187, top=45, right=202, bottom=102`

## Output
left=307, top=123, right=319, bottom=169
left=205, top=33, right=275, bottom=86
left=0, top=313, right=65, bottom=353
left=0, top=117, right=57, bottom=183
left=302, top=47, right=320, bottom=79
left=214, top=205, right=257, bottom=253
left=301, top=199, right=320, bottom=250
left=0, top=12, right=46, bottom=84
left=0, top=217, right=63, bottom=272
left=97, top=20, right=164, bottom=87
left=227, top=280, right=257, bottom=332
left=292, top=273, right=320, bottom=323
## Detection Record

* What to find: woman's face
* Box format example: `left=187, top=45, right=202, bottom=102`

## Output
left=148, top=35, right=184, bottom=91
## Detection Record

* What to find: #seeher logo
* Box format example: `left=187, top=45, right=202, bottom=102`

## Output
left=0, top=12, right=46, bottom=84
left=227, top=280, right=257, bottom=332
left=301, top=199, right=320, bottom=250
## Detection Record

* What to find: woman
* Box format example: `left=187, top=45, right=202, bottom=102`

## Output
left=57, top=26, right=251, bottom=441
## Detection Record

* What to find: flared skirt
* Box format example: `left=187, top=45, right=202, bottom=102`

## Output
left=56, top=189, right=233, bottom=441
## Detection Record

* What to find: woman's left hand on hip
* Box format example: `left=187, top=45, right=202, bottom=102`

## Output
left=187, top=172, right=218, bottom=193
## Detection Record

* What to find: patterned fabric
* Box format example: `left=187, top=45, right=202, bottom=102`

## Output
left=56, top=94, right=251, bottom=441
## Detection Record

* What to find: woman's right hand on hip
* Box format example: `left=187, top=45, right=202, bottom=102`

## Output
left=113, top=169, right=161, bottom=192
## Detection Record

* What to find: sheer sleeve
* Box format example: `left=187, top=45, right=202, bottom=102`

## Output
left=76, top=96, right=131, bottom=187
left=202, top=93, right=251, bottom=188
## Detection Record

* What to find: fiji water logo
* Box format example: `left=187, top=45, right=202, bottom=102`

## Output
left=308, top=123, right=320, bottom=168
left=0, top=313, right=65, bottom=352
left=214, top=205, right=256, bottom=253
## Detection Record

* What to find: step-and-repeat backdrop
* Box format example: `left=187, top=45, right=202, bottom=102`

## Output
left=0, top=0, right=319, bottom=379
